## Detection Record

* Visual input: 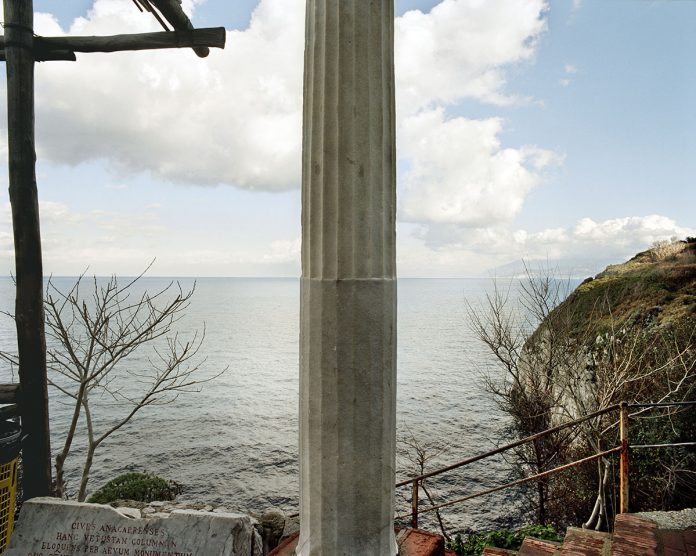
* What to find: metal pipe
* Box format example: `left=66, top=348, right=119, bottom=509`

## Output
left=396, top=404, right=620, bottom=487
left=411, top=480, right=419, bottom=529
left=631, top=442, right=696, bottom=450
left=396, top=446, right=621, bottom=519
left=628, top=401, right=696, bottom=409
left=619, top=401, right=629, bottom=514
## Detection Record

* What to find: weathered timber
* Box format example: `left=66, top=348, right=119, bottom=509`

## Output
left=34, top=50, right=77, bottom=62
left=131, top=0, right=171, bottom=32
left=150, top=0, right=210, bottom=57
left=3, top=0, right=53, bottom=498
left=0, top=384, right=20, bottom=404
left=28, top=28, right=225, bottom=56
left=0, top=46, right=76, bottom=63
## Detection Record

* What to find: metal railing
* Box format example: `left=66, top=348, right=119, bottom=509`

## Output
left=396, top=400, right=696, bottom=528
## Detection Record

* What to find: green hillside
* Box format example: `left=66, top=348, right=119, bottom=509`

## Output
left=558, top=238, right=696, bottom=334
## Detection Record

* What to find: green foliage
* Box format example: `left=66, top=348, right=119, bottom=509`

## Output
left=629, top=406, right=696, bottom=511
left=87, top=472, right=182, bottom=504
left=445, top=525, right=563, bottom=556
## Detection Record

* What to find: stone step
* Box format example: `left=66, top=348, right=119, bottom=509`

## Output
left=396, top=528, right=446, bottom=556
left=271, top=512, right=696, bottom=555
left=611, top=514, right=658, bottom=556
left=519, top=536, right=562, bottom=555
left=658, top=529, right=696, bottom=556
left=482, top=547, right=519, bottom=555
left=268, top=528, right=449, bottom=556
left=560, top=527, right=612, bottom=555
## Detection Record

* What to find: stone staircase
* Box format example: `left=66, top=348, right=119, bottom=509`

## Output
left=269, top=513, right=695, bottom=555
left=269, top=528, right=458, bottom=555
left=482, top=514, right=696, bottom=556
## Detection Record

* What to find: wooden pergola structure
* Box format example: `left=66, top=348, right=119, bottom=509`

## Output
left=0, top=0, right=225, bottom=499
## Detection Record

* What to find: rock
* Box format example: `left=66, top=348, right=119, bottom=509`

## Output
left=281, top=513, right=300, bottom=542
left=257, top=509, right=287, bottom=553
left=114, top=506, right=141, bottom=519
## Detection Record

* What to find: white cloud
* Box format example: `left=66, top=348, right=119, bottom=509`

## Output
left=395, top=0, right=548, bottom=113
left=262, top=238, right=301, bottom=264
left=26, top=0, right=306, bottom=190
left=408, top=214, right=695, bottom=269
left=560, top=64, right=577, bottom=86
left=0, top=198, right=303, bottom=276
left=0, top=201, right=165, bottom=274
left=0, top=0, right=551, bottom=193
left=399, top=108, right=562, bottom=226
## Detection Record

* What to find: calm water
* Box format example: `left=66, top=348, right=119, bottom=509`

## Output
left=0, top=277, right=525, bottom=533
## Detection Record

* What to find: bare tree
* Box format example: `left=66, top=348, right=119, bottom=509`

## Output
left=467, top=262, right=696, bottom=529
left=466, top=267, right=575, bottom=525
left=398, top=432, right=450, bottom=539
left=2, top=266, right=224, bottom=501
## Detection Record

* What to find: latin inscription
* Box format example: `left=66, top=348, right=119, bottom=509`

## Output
left=26, top=520, right=193, bottom=556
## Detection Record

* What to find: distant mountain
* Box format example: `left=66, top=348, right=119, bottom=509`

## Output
left=484, top=257, right=616, bottom=280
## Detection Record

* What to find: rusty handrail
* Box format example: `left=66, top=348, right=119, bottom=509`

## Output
left=631, top=441, right=696, bottom=450
left=628, top=401, right=696, bottom=409
left=397, top=446, right=621, bottom=520
left=395, top=403, right=620, bottom=488
left=398, top=400, right=695, bottom=527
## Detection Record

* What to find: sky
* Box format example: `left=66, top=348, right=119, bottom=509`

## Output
left=1, top=0, right=694, bottom=277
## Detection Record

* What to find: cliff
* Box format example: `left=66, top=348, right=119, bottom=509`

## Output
left=551, top=238, right=696, bottom=337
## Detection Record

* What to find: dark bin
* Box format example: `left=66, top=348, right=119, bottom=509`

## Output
left=0, top=420, right=20, bottom=553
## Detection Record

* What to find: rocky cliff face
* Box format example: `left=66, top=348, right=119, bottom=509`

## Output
left=501, top=240, right=695, bottom=523
left=520, top=238, right=696, bottom=421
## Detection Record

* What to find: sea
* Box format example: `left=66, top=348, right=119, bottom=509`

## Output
left=0, top=276, right=542, bottom=534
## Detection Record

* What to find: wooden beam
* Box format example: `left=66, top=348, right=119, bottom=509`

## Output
left=0, top=47, right=76, bottom=63
left=0, top=384, right=20, bottom=404
left=26, top=27, right=225, bottom=56
left=3, top=0, right=53, bottom=499
left=149, top=0, right=211, bottom=58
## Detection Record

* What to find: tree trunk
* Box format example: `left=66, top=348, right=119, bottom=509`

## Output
left=78, top=443, right=96, bottom=502
left=533, top=439, right=547, bottom=524
left=3, top=0, right=53, bottom=499
left=55, top=381, right=87, bottom=498
left=78, top=395, right=96, bottom=502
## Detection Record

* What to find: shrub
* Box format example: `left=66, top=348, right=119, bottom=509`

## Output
left=87, top=472, right=182, bottom=504
left=445, top=525, right=563, bottom=555
left=650, top=238, right=684, bottom=261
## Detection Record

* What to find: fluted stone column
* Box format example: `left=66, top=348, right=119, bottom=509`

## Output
left=298, top=1, right=397, bottom=555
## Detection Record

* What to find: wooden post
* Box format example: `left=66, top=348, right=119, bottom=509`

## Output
left=3, top=0, right=53, bottom=498
left=150, top=0, right=210, bottom=57
left=619, top=401, right=629, bottom=514
left=411, top=480, right=419, bottom=529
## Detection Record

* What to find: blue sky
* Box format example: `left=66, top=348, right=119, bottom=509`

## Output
left=1, top=0, right=694, bottom=277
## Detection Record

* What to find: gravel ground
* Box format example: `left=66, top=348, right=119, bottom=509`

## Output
left=636, top=508, right=696, bottom=530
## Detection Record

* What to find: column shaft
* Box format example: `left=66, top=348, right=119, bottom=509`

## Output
left=298, top=0, right=397, bottom=554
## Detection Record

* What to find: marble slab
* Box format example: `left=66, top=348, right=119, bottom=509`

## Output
left=7, top=497, right=263, bottom=555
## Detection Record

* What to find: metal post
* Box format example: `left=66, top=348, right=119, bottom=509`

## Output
left=411, top=480, right=419, bottom=529
left=619, top=401, right=629, bottom=514
left=3, top=0, right=53, bottom=499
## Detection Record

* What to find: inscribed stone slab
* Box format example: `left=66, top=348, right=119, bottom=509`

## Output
left=7, top=497, right=262, bottom=555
